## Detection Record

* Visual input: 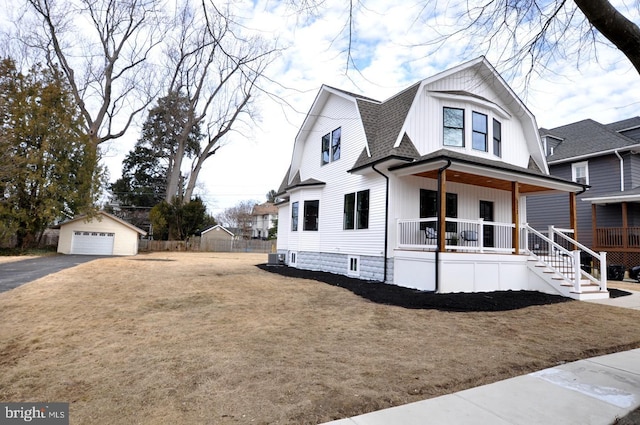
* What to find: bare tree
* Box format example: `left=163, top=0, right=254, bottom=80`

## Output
left=160, top=1, right=279, bottom=203
left=17, top=0, right=165, bottom=147
left=215, top=200, right=257, bottom=239
left=304, top=0, right=640, bottom=79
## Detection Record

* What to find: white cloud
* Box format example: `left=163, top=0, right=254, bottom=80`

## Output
left=98, top=0, right=640, bottom=215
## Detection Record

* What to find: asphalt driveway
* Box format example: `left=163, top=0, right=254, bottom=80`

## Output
left=0, top=255, right=104, bottom=293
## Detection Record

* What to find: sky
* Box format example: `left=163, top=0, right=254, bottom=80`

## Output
left=98, top=0, right=640, bottom=217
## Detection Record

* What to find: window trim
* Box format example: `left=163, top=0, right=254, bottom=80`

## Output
left=289, top=251, right=297, bottom=266
left=291, top=202, right=299, bottom=231
left=303, top=200, right=319, bottom=231
left=347, top=255, right=360, bottom=277
left=443, top=107, right=465, bottom=147
left=472, top=111, right=488, bottom=152
left=572, top=161, right=589, bottom=185
left=344, top=190, right=370, bottom=230
left=321, top=127, right=342, bottom=166
left=493, top=118, right=502, bottom=157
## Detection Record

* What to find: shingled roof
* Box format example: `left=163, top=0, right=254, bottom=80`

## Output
left=606, top=116, right=640, bottom=132
left=351, top=83, right=421, bottom=170
left=540, top=119, right=638, bottom=163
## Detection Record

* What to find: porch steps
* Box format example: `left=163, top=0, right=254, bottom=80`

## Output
left=527, top=258, right=609, bottom=301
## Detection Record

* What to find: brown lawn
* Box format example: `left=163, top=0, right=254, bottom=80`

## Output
left=1, top=252, right=640, bottom=425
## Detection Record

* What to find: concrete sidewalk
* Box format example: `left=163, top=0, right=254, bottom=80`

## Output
left=323, top=349, right=640, bottom=425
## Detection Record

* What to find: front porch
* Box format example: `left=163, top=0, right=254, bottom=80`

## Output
left=386, top=152, right=608, bottom=299
left=587, top=195, right=640, bottom=269
left=393, top=217, right=609, bottom=300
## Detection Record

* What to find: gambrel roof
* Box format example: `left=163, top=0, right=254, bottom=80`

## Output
left=540, top=119, right=640, bottom=164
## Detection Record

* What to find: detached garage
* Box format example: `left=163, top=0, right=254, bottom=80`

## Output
left=57, top=212, right=146, bottom=256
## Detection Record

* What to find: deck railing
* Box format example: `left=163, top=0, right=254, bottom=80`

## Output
left=397, top=218, right=515, bottom=253
left=595, top=227, right=640, bottom=249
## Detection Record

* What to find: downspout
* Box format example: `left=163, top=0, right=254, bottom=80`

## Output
left=372, top=164, right=389, bottom=283
left=435, top=159, right=452, bottom=293
left=615, top=150, right=624, bottom=192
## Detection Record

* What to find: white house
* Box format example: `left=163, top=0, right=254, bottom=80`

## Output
left=251, top=202, right=278, bottom=239
left=58, top=211, right=146, bottom=256
left=275, top=57, right=610, bottom=300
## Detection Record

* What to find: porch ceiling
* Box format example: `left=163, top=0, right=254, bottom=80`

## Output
left=415, top=169, right=555, bottom=193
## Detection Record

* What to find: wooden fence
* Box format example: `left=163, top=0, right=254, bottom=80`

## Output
left=140, top=237, right=276, bottom=253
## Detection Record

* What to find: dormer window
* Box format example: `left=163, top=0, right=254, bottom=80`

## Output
left=321, top=127, right=341, bottom=165
left=443, top=107, right=464, bottom=147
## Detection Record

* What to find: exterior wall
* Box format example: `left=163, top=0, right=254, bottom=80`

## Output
left=626, top=153, right=640, bottom=189
left=201, top=227, right=234, bottom=242
left=393, top=252, right=530, bottom=293
left=403, top=69, right=533, bottom=170
left=528, top=153, right=628, bottom=248
left=278, top=93, right=387, bottom=260
left=58, top=216, right=140, bottom=255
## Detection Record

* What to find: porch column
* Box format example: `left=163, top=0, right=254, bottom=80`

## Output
left=591, top=203, right=598, bottom=249
left=511, top=181, right=519, bottom=255
left=438, top=169, right=447, bottom=251
left=622, top=202, right=629, bottom=249
left=569, top=192, right=578, bottom=241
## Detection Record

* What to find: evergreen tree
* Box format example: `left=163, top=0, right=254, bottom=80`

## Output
left=0, top=58, right=103, bottom=248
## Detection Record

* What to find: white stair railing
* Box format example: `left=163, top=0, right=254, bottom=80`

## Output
left=523, top=224, right=607, bottom=293
left=549, top=225, right=607, bottom=292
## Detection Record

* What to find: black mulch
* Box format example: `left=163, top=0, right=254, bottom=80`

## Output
left=257, top=264, right=586, bottom=312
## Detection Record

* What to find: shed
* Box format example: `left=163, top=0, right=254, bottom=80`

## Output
left=57, top=211, right=147, bottom=256
left=200, top=225, right=236, bottom=251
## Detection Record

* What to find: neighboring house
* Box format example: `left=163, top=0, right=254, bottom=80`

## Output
left=57, top=211, right=146, bottom=256
left=200, top=224, right=236, bottom=251
left=251, top=202, right=278, bottom=239
left=275, top=57, right=608, bottom=300
left=528, top=117, right=640, bottom=269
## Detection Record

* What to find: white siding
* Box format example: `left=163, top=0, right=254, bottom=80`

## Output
left=280, top=94, right=387, bottom=257
left=276, top=203, right=290, bottom=251
left=402, top=69, right=532, bottom=169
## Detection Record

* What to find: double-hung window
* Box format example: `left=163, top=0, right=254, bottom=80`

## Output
left=303, top=200, right=319, bottom=231
left=472, top=112, right=488, bottom=152
left=321, top=127, right=341, bottom=165
left=344, top=190, right=370, bottom=230
left=493, top=119, right=502, bottom=157
left=572, top=161, right=589, bottom=185
left=291, top=202, right=299, bottom=231
left=443, top=107, right=464, bottom=147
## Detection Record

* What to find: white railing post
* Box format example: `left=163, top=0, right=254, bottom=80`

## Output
left=523, top=223, right=529, bottom=253
left=572, top=250, right=582, bottom=293
left=600, top=252, right=607, bottom=292
left=479, top=218, right=484, bottom=253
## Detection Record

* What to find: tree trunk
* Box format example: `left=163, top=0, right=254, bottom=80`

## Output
left=574, top=0, right=640, bottom=75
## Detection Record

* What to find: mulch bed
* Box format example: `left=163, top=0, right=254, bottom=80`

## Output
left=257, top=264, right=588, bottom=312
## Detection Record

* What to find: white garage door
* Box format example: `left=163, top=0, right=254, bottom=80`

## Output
left=71, top=231, right=115, bottom=255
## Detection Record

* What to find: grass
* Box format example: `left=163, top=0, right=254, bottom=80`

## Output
left=1, top=252, right=640, bottom=424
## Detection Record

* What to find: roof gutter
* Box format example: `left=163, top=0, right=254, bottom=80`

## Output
left=547, top=143, right=640, bottom=165
left=371, top=163, right=389, bottom=283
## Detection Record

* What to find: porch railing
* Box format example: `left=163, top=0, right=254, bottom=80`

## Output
left=595, top=227, right=640, bottom=249
left=396, top=218, right=515, bottom=253
left=521, top=224, right=607, bottom=293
